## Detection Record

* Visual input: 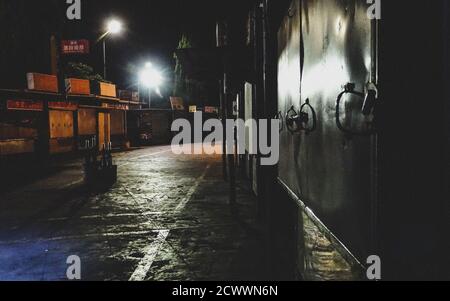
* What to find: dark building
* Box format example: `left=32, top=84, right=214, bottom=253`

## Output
left=0, top=0, right=449, bottom=282
left=203, top=0, right=449, bottom=280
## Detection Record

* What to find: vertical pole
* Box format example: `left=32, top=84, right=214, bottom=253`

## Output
left=52, top=34, right=66, bottom=97
left=96, top=111, right=100, bottom=152
left=220, top=79, right=228, bottom=181
left=238, top=89, right=245, bottom=174
left=103, top=39, right=107, bottom=80
left=74, top=110, right=79, bottom=151
left=148, top=88, right=152, bottom=109
left=370, top=17, right=380, bottom=263
left=254, top=4, right=265, bottom=221
left=217, top=21, right=228, bottom=182
left=38, top=101, right=51, bottom=161
left=50, top=36, right=58, bottom=76
left=225, top=73, right=236, bottom=206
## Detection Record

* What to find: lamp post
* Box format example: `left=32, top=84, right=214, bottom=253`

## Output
left=101, top=19, right=123, bottom=80
left=139, top=62, right=163, bottom=109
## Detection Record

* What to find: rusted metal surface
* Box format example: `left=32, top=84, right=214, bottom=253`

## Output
left=48, top=110, right=75, bottom=154
left=98, top=112, right=111, bottom=151
left=78, top=109, right=97, bottom=136
left=277, top=0, right=376, bottom=261
left=110, top=111, right=126, bottom=136
left=49, top=110, right=74, bottom=139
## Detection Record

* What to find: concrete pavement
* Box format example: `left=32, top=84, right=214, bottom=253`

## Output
left=0, top=145, right=265, bottom=281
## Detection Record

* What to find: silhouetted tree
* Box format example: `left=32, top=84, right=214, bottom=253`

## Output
left=173, top=34, right=209, bottom=107
left=173, top=34, right=193, bottom=98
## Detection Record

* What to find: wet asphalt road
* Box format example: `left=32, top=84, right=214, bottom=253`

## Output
left=0, top=145, right=265, bottom=281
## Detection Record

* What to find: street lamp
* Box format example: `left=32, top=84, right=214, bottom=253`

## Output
left=107, top=19, right=123, bottom=34
left=139, top=62, right=163, bottom=109
left=101, top=19, right=123, bottom=80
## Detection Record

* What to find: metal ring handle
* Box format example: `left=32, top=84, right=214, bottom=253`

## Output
left=336, top=83, right=376, bottom=136
left=300, top=99, right=317, bottom=134
left=285, top=106, right=300, bottom=134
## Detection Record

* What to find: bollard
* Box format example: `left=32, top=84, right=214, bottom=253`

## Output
left=83, top=140, right=117, bottom=190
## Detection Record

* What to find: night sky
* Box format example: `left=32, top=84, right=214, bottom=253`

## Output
left=67, top=0, right=218, bottom=90
left=0, top=0, right=221, bottom=92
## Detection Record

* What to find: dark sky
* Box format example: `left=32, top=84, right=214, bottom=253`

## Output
left=0, top=0, right=254, bottom=108
left=68, top=0, right=218, bottom=90
left=0, top=0, right=222, bottom=90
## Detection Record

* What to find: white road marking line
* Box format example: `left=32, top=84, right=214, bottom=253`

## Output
left=128, top=230, right=170, bottom=281
left=3, top=148, right=211, bottom=281
left=175, top=164, right=211, bottom=212
left=128, top=164, right=211, bottom=281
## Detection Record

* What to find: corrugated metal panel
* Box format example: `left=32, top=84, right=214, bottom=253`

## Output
left=110, top=110, right=126, bottom=135
left=277, top=0, right=375, bottom=261
left=49, top=110, right=74, bottom=139
left=78, top=109, right=97, bottom=136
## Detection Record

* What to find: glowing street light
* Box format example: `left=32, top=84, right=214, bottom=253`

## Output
left=106, top=19, right=123, bottom=35
left=140, top=68, right=163, bottom=89
left=139, top=62, right=164, bottom=109
left=101, top=19, right=124, bottom=79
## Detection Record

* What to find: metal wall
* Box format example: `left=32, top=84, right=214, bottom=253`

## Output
left=49, top=110, right=75, bottom=154
left=78, top=109, right=97, bottom=136
left=0, top=110, right=39, bottom=156
left=98, top=112, right=111, bottom=151
left=277, top=0, right=375, bottom=261
left=110, top=111, right=126, bottom=136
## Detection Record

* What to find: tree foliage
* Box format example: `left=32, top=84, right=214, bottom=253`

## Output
left=66, top=62, right=107, bottom=82
left=173, top=34, right=193, bottom=98
left=173, top=34, right=209, bottom=107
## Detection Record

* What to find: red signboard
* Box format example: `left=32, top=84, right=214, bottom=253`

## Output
left=102, top=103, right=130, bottom=111
left=7, top=100, right=44, bottom=111
left=61, top=40, right=90, bottom=55
left=49, top=101, right=78, bottom=111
